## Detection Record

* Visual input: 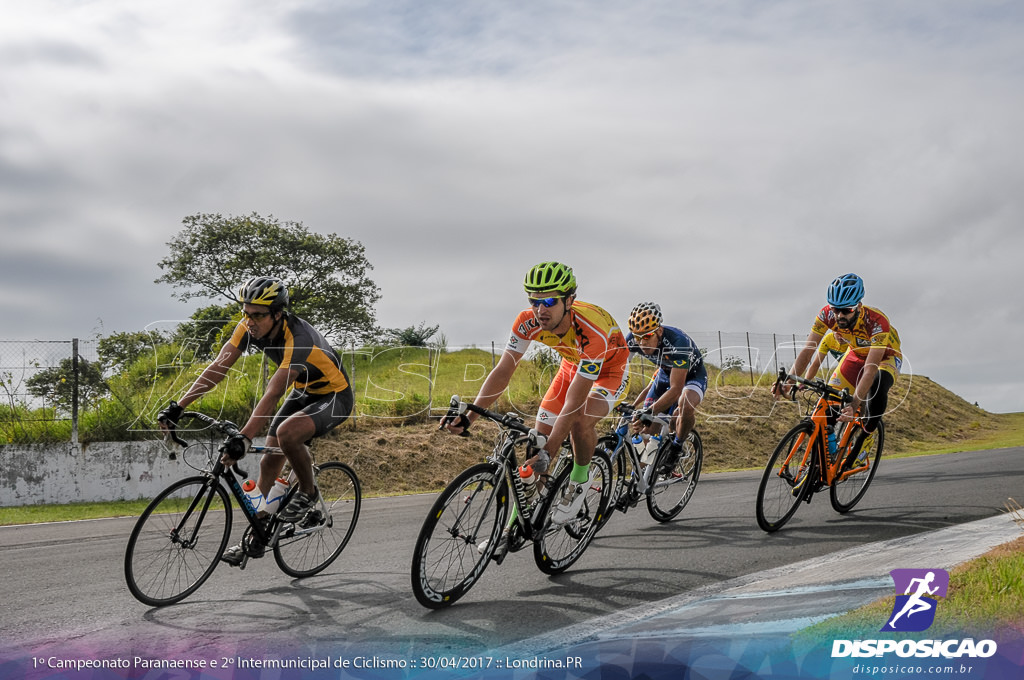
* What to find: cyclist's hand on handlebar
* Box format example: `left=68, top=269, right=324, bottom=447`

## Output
left=771, top=378, right=796, bottom=400
left=440, top=412, right=471, bottom=435
left=157, top=400, right=183, bottom=431
left=527, top=428, right=548, bottom=451
left=839, top=397, right=862, bottom=422
left=218, top=432, right=251, bottom=465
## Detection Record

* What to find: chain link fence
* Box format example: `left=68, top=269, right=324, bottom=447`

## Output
left=1, top=330, right=824, bottom=445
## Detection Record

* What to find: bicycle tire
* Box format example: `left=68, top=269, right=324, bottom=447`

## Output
left=124, top=476, right=232, bottom=606
left=594, top=435, right=626, bottom=532
left=533, top=450, right=611, bottom=575
left=275, top=461, right=361, bottom=577
left=411, top=463, right=508, bottom=609
left=830, top=421, right=884, bottom=513
left=647, top=431, right=703, bottom=522
left=756, top=421, right=816, bottom=533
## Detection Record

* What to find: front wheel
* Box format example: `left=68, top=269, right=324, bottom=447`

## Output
left=756, top=422, right=815, bottom=533
left=275, top=461, right=361, bottom=577
left=647, top=431, right=703, bottom=522
left=411, top=463, right=508, bottom=609
left=594, top=435, right=626, bottom=532
left=533, top=450, right=611, bottom=575
left=830, top=422, right=884, bottom=513
left=124, top=476, right=232, bottom=606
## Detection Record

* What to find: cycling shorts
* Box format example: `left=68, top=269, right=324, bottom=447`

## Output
left=537, top=359, right=628, bottom=426
left=827, top=349, right=901, bottom=393
left=268, top=386, right=355, bottom=441
left=643, top=364, right=708, bottom=413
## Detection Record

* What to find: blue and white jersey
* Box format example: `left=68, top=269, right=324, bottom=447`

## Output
left=625, top=325, right=704, bottom=378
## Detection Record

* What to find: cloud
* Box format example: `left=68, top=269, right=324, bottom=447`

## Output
left=0, top=1, right=1021, bottom=410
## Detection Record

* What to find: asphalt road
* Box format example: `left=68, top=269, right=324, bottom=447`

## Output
left=2, top=447, right=1021, bottom=660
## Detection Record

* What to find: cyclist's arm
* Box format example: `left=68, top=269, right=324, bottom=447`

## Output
left=464, top=350, right=523, bottom=425
left=805, top=344, right=829, bottom=380
left=647, top=367, right=686, bottom=414
left=631, top=379, right=653, bottom=407
left=239, top=364, right=300, bottom=441
left=176, top=342, right=243, bottom=409
left=793, top=330, right=824, bottom=381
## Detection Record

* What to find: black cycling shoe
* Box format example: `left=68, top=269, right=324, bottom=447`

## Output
left=221, top=529, right=265, bottom=567
left=278, top=489, right=320, bottom=524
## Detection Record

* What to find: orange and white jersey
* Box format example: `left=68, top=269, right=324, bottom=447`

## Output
left=505, top=300, right=629, bottom=380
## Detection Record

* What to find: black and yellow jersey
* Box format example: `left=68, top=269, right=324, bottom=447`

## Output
left=228, top=314, right=350, bottom=395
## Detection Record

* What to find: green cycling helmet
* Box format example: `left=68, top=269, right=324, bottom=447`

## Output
left=524, top=262, right=577, bottom=294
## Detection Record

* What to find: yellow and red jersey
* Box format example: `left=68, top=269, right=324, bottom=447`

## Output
left=505, top=300, right=629, bottom=380
left=810, top=305, right=902, bottom=362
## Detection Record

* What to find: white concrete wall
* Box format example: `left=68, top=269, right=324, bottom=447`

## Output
left=0, top=440, right=208, bottom=506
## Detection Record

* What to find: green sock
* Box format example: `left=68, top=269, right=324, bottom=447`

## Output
left=570, top=462, right=591, bottom=485
left=506, top=504, right=518, bottom=527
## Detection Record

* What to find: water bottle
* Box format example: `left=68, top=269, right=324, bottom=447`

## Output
left=519, top=464, right=538, bottom=501
left=263, top=477, right=291, bottom=516
left=827, top=426, right=838, bottom=460
left=241, top=479, right=264, bottom=514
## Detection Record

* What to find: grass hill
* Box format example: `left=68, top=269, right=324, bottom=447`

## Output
left=315, top=371, right=1024, bottom=497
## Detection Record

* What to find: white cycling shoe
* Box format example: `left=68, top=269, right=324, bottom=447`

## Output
left=548, top=480, right=586, bottom=525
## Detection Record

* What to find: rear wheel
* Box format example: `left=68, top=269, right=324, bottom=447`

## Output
left=124, top=476, right=231, bottom=606
left=274, top=462, right=361, bottom=577
left=756, top=422, right=815, bottom=533
left=533, top=450, right=611, bottom=574
left=411, top=463, right=507, bottom=609
left=647, top=431, right=703, bottom=522
left=830, top=422, right=884, bottom=513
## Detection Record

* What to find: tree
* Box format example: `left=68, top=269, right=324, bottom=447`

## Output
left=26, top=358, right=108, bottom=414
left=170, top=303, right=238, bottom=361
left=97, top=330, right=168, bottom=375
left=386, top=322, right=440, bottom=347
left=155, top=213, right=381, bottom=342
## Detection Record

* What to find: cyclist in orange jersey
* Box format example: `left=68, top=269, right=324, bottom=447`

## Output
left=442, top=262, right=629, bottom=528
left=774, top=273, right=902, bottom=451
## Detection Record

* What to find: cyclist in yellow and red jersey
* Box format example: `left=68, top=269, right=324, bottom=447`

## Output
left=442, top=262, right=629, bottom=530
left=158, top=276, right=354, bottom=565
left=774, top=273, right=902, bottom=454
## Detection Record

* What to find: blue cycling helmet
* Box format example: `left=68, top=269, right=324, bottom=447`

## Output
left=826, top=273, right=864, bottom=308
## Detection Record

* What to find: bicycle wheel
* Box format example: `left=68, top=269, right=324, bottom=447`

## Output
left=275, top=461, right=361, bottom=577
left=124, top=476, right=231, bottom=606
left=756, top=422, right=816, bottom=533
left=594, top=435, right=626, bottom=532
left=647, top=431, right=703, bottom=522
left=533, top=450, right=611, bottom=575
left=411, top=463, right=508, bottom=609
left=830, top=422, right=884, bottom=513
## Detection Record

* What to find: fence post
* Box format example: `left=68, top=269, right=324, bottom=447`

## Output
left=71, top=338, right=79, bottom=447
left=792, top=333, right=798, bottom=363
left=773, top=333, right=778, bottom=376
left=427, top=346, right=434, bottom=417
left=746, top=332, right=754, bottom=386
left=491, top=341, right=496, bottom=369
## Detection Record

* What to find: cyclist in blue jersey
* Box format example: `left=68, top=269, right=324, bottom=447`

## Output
left=624, top=302, right=707, bottom=465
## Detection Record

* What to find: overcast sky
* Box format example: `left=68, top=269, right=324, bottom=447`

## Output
left=1, top=1, right=1021, bottom=412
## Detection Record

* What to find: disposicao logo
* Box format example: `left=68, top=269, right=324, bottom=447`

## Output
left=882, top=568, right=949, bottom=632
left=831, top=568, right=998, bottom=660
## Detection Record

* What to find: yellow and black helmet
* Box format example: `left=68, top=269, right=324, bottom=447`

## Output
left=238, top=276, right=289, bottom=311
left=628, top=302, right=663, bottom=335
left=523, top=262, right=576, bottom=294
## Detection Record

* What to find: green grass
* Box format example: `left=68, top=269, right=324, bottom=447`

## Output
left=801, top=532, right=1024, bottom=640
left=0, top=499, right=155, bottom=525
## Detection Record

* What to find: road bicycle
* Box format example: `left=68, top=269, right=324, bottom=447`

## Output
left=124, top=411, right=361, bottom=606
left=596, top=403, right=703, bottom=530
left=755, top=368, right=885, bottom=533
left=410, top=397, right=613, bottom=609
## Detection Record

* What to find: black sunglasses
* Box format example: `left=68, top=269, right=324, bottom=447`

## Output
left=243, top=310, right=273, bottom=320
left=528, top=296, right=563, bottom=308
left=830, top=306, right=857, bottom=316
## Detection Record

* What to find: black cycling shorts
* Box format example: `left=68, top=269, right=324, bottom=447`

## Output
left=268, top=387, right=354, bottom=440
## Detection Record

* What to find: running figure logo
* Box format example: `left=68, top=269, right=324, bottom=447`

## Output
left=882, top=569, right=950, bottom=632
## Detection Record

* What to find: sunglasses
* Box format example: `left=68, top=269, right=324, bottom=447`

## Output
left=528, top=296, right=563, bottom=308
left=634, top=327, right=660, bottom=339
left=243, top=310, right=272, bottom=321
left=830, top=306, right=857, bottom=316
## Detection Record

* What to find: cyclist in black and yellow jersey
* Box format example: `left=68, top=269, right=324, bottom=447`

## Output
left=158, top=276, right=354, bottom=565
